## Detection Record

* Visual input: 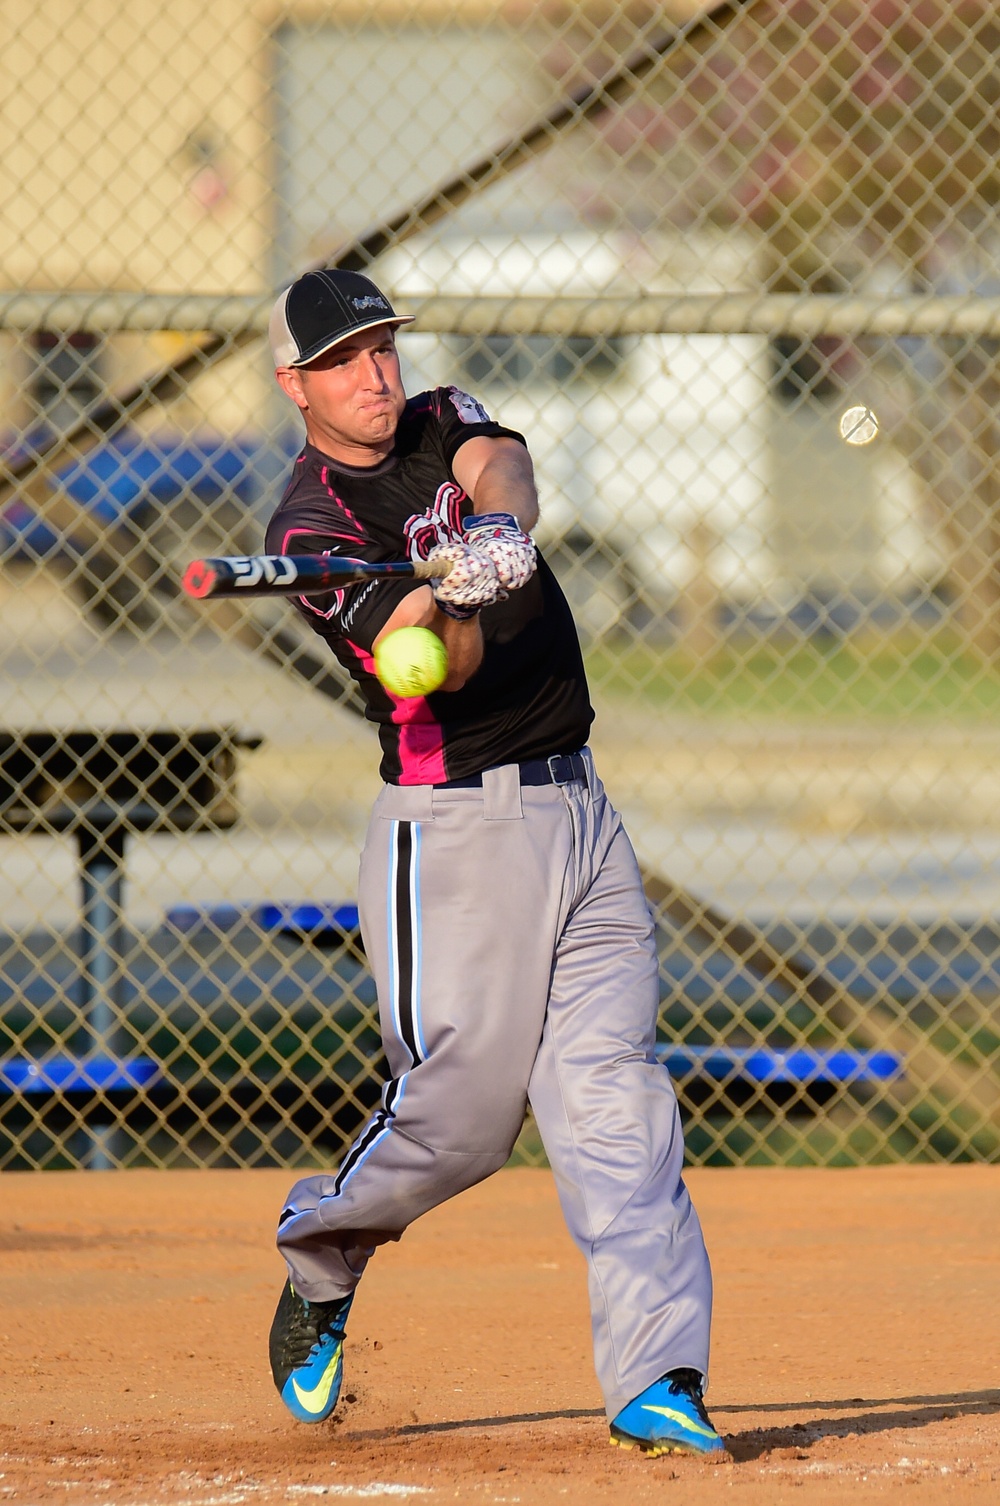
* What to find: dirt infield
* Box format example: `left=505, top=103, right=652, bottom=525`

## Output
left=1, top=1166, right=998, bottom=1505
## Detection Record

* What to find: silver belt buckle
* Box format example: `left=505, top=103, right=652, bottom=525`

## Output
left=547, top=753, right=568, bottom=784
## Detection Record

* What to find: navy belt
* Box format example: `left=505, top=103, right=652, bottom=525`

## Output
left=436, top=751, right=587, bottom=790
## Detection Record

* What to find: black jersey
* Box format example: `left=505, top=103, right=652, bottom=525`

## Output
left=264, top=385, right=594, bottom=784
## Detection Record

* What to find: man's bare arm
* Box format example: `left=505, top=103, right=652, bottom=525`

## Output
left=452, top=437, right=539, bottom=531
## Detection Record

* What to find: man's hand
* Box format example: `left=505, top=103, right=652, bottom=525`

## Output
left=463, top=513, right=537, bottom=592
left=426, top=541, right=501, bottom=620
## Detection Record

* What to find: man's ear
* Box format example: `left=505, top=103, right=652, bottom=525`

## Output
left=275, top=366, right=308, bottom=411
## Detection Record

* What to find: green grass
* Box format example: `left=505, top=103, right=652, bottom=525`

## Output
left=505, top=1108, right=977, bottom=1169
left=585, top=631, right=1000, bottom=719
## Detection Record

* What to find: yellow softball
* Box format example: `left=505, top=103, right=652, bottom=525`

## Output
left=374, top=626, right=449, bottom=697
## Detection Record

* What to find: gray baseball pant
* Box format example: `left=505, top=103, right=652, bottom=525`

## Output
left=276, top=749, right=713, bottom=1421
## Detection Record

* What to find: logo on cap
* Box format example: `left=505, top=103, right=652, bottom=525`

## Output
left=352, top=295, right=388, bottom=311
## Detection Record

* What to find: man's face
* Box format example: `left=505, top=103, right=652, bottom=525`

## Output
left=276, top=324, right=407, bottom=461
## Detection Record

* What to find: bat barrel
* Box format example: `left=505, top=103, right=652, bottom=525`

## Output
left=181, top=555, right=373, bottom=599
left=181, top=553, right=443, bottom=600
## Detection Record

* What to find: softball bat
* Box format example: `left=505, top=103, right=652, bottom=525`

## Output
left=181, top=553, right=454, bottom=600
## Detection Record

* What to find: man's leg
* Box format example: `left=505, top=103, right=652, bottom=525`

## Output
left=270, top=773, right=575, bottom=1421
left=276, top=772, right=574, bottom=1300
left=526, top=766, right=714, bottom=1426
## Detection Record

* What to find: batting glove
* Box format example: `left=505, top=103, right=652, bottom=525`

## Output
left=462, top=513, right=536, bottom=592
left=426, top=541, right=502, bottom=621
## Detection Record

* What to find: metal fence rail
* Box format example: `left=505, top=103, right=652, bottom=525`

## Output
left=2, top=0, right=1000, bottom=1169
left=9, top=292, right=1000, bottom=337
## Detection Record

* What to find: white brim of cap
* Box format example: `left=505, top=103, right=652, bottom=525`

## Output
left=273, top=313, right=415, bottom=369
left=291, top=315, right=415, bottom=366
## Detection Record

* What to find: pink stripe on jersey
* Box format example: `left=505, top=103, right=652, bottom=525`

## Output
left=395, top=718, right=447, bottom=785
left=320, top=466, right=362, bottom=528
left=347, top=640, right=446, bottom=785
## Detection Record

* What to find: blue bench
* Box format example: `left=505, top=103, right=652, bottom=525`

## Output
left=0, top=1056, right=159, bottom=1093
left=655, top=1044, right=903, bottom=1086
left=166, top=901, right=360, bottom=941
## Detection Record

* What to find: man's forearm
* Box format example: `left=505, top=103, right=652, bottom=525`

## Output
left=469, top=448, right=539, bottom=531
left=428, top=605, right=485, bottom=691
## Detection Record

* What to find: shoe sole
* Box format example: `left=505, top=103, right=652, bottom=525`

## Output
left=609, top=1429, right=727, bottom=1460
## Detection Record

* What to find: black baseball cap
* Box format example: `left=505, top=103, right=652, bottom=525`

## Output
left=269, top=269, right=414, bottom=368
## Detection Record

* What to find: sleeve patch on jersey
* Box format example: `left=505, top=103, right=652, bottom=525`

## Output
left=448, top=387, right=492, bottom=425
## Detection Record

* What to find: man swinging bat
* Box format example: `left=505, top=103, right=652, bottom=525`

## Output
left=260, top=266, right=725, bottom=1459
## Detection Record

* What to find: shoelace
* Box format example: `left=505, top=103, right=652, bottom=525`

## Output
left=282, top=1294, right=348, bottom=1368
left=664, top=1368, right=713, bottom=1427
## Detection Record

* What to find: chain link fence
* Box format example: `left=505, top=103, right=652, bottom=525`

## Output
left=2, top=0, right=1000, bottom=1170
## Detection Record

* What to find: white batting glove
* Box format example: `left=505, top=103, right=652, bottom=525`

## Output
left=426, top=540, right=502, bottom=620
left=462, top=513, right=537, bottom=592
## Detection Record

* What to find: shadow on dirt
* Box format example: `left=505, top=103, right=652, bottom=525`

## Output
left=347, top=1407, right=605, bottom=1441
left=722, top=1389, right=1000, bottom=1462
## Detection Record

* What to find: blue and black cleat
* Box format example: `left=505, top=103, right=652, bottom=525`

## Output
left=268, top=1279, right=354, bottom=1423
left=610, top=1368, right=727, bottom=1458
